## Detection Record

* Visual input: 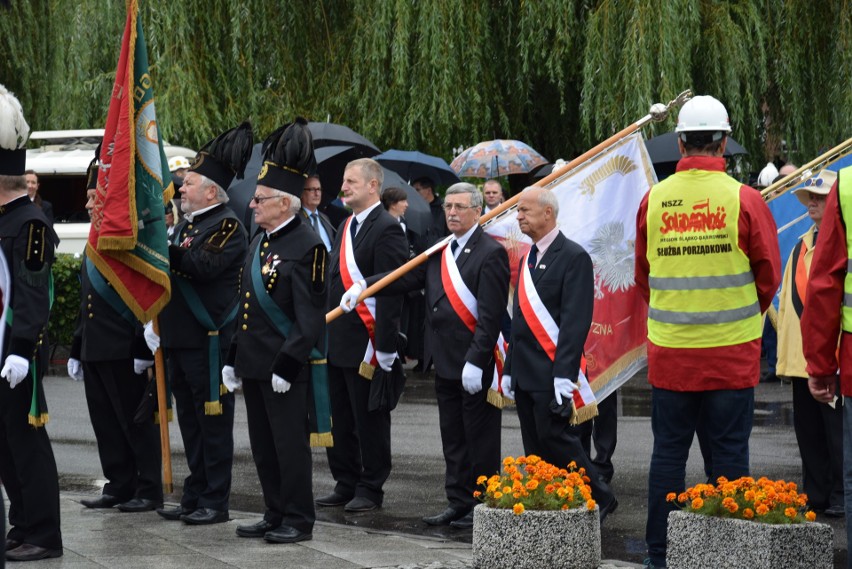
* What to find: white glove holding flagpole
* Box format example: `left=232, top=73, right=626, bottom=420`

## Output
left=340, top=280, right=365, bottom=313
left=222, top=365, right=242, bottom=392
left=501, top=374, right=514, bottom=399
left=67, top=358, right=84, bottom=381
left=461, top=362, right=483, bottom=394
left=143, top=321, right=160, bottom=354
left=271, top=373, right=291, bottom=394
left=1, top=355, right=29, bottom=389
left=554, top=377, right=578, bottom=405
left=133, top=359, right=153, bottom=375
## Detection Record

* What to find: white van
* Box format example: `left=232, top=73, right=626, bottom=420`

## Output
left=26, top=129, right=194, bottom=254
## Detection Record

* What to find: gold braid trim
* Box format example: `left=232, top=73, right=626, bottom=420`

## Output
left=310, top=432, right=334, bottom=448
left=204, top=401, right=224, bottom=416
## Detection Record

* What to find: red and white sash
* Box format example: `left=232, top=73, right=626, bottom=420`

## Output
left=518, top=249, right=597, bottom=419
left=440, top=244, right=510, bottom=407
left=340, top=216, right=379, bottom=378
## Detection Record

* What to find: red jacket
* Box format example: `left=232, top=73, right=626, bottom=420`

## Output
left=801, top=180, right=852, bottom=395
left=635, top=156, right=781, bottom=391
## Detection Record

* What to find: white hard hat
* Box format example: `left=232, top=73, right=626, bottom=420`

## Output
left=676, top=95, right=732, bottom=134
left=168, top=155, right=191, bottom=172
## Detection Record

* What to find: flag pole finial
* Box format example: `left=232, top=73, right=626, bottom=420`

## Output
left=650, top=89, right=693, bottom=123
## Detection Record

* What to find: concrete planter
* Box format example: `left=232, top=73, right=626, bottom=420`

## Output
left=472, top=503, right=601, bottom=569
left=666, top=510, right=833, bottom=569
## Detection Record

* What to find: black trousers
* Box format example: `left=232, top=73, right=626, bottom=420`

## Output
left=83, top=359, right=162, bottom=502
left=515, top=387, right=614, bottom=507
left=435, top=375, right=501, bottom=510
left=325, top=365, right=391, bottom=504
left=243, top=379, right=315, bottom=533
left=578, top=390, right=618, bottom=483
left=0, top=375, right=61, bottom=550
left=167, top=347, right=235, bottom=511
left=792, top=378, right=844, bottom=509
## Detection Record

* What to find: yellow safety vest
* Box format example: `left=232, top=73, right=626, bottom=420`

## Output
left=646, top=168, right=761, bottom=348
left=839, top=166, right=852, bottom=331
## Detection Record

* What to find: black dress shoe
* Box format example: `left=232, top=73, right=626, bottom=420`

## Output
left=449, top=511, right=474, bottom=529
left=344, top=496, right=379, bottom=512
left=156, top=505, right=195, bottom=521
left=422, top=507, right=469, bottom=526
left=825, top=504, right=845, bottom=518
left=5, top=540, right=21, bottom=552
left=264, top=525, right=312, bottom=544
left=80, top=494, right=124, bottom=509
left=116, top=498, right=162, bottom=513
left=315, top=491, right=352, bottom=507
left=599, top=496, right=619, bottom=525
left=5, top=543, right=63, bottom=561
left=236, top=519, right=279, bottom=538
left=181, top=507, right=229, bottom=525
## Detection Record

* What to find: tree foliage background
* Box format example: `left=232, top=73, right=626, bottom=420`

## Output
left=1, top=0, right=849, bottom=168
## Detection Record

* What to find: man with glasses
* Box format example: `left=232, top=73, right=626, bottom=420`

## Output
left=298, top=175, right=335, bottom=251
left=340, top=183, right=509, bottom=529
left=316, top=158, right=408, bottom=513
left=146, top=123, right=252, bottom=526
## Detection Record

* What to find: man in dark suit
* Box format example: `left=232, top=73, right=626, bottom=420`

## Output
left=341, top=182, right=509, bottom=529
left=299, top=174, right=336, bottom=251
left=67, top=160, right=163, bottom=514
left=0, top=84, right=62, bottom=562
left=316, top=158, right=408, bottom=512
left=146, top=123, right=252, bottom=525
left=501, top=186, right=617, bottom=521
left=223, top=119, right=327, bottom=544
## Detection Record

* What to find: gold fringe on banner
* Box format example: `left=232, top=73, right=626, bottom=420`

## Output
left=486, top=388, right=515, bottom=409
left=570, top=402, right=599, bottom=426
left=28, top=413, right=49, bottom=428
left=220, top=383, right=229, bottom=396
left=204, top=401, right=223, bottom=416
left=359, top=361, right=375, bottom=379
left=588, top=344, right=647, bottom=396
left=310, top=432, right=334, bottom=448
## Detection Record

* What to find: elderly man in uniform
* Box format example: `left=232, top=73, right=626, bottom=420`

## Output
left=146, top=123, right=253, bottom=525
left=223, top=119, right=327, bottom=544
left=341, top=182, right=509, bottom=529
left=315, top=158, right=408, bottom=513
left=67, top=156, right=163, bottom=514
left=501, top=186, right=618, bottom=521
left=0, top=84, right=62, bottom=561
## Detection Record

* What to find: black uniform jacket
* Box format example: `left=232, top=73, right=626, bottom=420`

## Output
left=504, top=231, right=594, bottom=392
left=367, top=226, right=509, bottom=378
left=327, top=204, right=408, bottom=367
left=160, top=203, right=248, bottom=350
left=230, top=216, right=328, bottom=382
left=0, top=196, right=58, bottom=359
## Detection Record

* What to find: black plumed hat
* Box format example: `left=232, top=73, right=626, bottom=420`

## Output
left=256, top=117, right=316, bottom=198
left=188, top=121, right=254, bottom=190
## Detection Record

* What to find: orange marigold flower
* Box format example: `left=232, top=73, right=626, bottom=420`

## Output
left=743, top=508, right=754, bottom=519
left=494, top=491, right=503, bottom=499
left=785, top=508, right=797, bottom=519
left=503, top=457, right=515, bottom=467
left=477, top=475, right=488, bottom=485
left=526, top=480, right=539, bottom=491
left=513, top=503, right=525, bottom=515
left=473, top=491, right=481, bottom=498
left=545, top=484, right=555, bottom=494
left=756, top=504, right=769, bottom=516
left=691, top=498, right=704, bottom=510
left=744, top=490, right=755, bottom=502
left=586, top=500, right=596, bottom=511
left=805, top=511, right=816, bottom=522
left=677, top=492, right=688, bottom=503
left=666, top=493, right=677, bottom=502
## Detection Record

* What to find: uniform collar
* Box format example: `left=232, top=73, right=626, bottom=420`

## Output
left=266, top=214, right=300, bottom=240
left=183, top=202, right=223, bottom=223
left=0, top=194, right=32, bottom=215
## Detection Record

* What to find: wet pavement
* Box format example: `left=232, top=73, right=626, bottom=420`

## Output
left=18, top=367, right=850, bottom=567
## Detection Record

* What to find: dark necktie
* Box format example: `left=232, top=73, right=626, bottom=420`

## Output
left=310, top=212, right=320, bottom=233
left=451, top=239, right=459, bottom=256
left=350, top=217, right=359, bottom=240
left=527, top=244, right=538, bottom=271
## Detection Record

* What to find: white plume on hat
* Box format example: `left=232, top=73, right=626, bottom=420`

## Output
left=756, top=162, right=779, bottom=188
left=0, top=84, right=30, bottom=151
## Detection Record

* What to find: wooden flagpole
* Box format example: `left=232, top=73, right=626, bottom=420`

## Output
left=326, top=89, right=693, bottom=323
left=152, top=316, right=173, bottom=493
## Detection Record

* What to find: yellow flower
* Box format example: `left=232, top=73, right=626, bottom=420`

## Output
left=586, top=499, right=596, bottom=510
left=477, top=475, right=487, bottom=485
left=513, top=503, right=525, bottom=515
left=494, top=491, right=503, bottom=499
left=503, top=457, right=515, bottom=467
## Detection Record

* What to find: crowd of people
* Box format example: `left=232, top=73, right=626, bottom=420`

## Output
left=2, top=83, right=851, bottom=569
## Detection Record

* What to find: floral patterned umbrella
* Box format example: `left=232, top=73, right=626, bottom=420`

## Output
left=450, top=139, right=548, bottom=178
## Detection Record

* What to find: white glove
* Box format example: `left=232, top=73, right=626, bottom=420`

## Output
left=501, top=374, right=514, bottom=399
left=67, top=358, right=84, bottom=381
left=222, top=365, right=242, bottom=392
left=554, top=377, right=578, bottom=405
left=271, top=373, right=291, bottom=394
left=376, top=350, right=396, bottom=372
left=1, top=355, right=29, bottom=389
left=461, top=362, right=483, bottom=395
left=340, top=280, right=365, bottom=313
left=134, top=359, right=154, bottom=375
left=143, top=321, right=160, bottom=354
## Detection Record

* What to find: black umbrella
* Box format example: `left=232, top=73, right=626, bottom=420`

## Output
left=308, top=122, right=380, bottom=157
left=381, top=168, right=430, bottom=236
left=644, top=131, right=747, bottom=164
left=375, top=149, right=460, bottom=186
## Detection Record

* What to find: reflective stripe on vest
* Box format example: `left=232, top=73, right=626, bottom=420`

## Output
left=839, top=166, right=852, bottom=331
left=646, top=168, right=761, bottom=348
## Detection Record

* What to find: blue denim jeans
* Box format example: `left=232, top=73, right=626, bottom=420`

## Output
left=645, top=387, right=754, bottom=567
left=842, top=401, right=852, bottom=569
